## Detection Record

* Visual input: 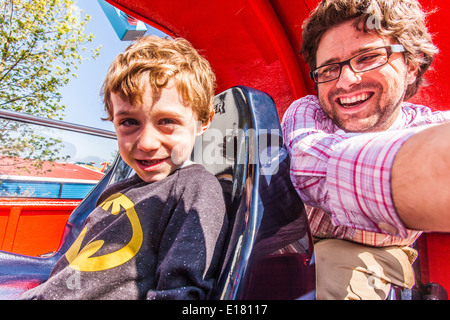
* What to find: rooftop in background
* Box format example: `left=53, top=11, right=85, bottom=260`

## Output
left=0, top=156, right=105, bottom=182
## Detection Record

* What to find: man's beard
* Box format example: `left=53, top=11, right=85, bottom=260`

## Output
left=318, top=80, right=407, bottom=133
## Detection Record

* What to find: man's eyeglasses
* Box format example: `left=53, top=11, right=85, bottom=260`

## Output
left=310, top=44, right=406, bottom=84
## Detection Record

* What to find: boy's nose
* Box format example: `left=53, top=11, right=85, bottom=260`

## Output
left=137, top=126, right=161, bottom=152
left=335, top=65, right=362, bottom=90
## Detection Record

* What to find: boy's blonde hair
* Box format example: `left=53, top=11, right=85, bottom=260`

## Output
left=101, top=35, right=216, bottom=123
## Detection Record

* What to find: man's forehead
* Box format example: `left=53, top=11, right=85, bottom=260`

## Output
left=316, top=20, right=392, bottom=66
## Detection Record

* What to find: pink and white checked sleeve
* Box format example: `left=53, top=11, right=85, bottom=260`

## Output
left=282, top=95, right=432, bottom=238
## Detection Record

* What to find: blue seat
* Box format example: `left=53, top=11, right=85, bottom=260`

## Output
left=0, top=86, right=315, bottom=300
left=206, top=87, right=315, bottom=299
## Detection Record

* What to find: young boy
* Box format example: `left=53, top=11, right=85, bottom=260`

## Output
left=21, top=36, right=228, bottom=300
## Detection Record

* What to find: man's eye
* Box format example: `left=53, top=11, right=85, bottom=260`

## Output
left=320, top=65, right=339, bottom=76
left=357, top=53, right=382, bottom=64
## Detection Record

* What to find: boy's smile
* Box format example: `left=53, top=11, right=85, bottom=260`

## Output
left=111, top=82, right=210, bottom=183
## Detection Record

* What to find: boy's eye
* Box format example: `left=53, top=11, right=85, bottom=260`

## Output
left=120, top=119, right=139, bottom=126
left=159, top=118, right=178, bottom=126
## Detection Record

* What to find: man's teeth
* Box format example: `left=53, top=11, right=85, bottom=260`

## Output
left=339, top=93, right=371, bottom=106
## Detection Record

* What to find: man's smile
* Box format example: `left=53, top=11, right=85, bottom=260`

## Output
left=337, top=92, right=374, bottom=108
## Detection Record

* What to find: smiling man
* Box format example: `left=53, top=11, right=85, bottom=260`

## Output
left=282, top=0, right=450, bottom=299
left=315, top=27, right=414, bottom=133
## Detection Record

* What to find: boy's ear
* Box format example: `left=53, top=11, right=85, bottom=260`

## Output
left=196, top=109, right=215, bottom=136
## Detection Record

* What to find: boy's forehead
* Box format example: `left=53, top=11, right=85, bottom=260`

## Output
left=111, top=86, right=155, bottom=109
left=109, top=79, right=207, bottom=124
left=110, top=91, right=136, bottom=114
left=111, top=85, right=193, bottom=115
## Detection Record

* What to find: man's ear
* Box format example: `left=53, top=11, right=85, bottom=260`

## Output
left=196, top=109, right=215, bottom=136
left=407, top=55, right=422, bottom=85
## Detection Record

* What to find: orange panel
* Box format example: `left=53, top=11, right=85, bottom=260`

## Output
left=12, top=211, right=71, bottom=256
left=0, top=198, right=79, bottom=257
left=0, top=213, right=9, bottom=246
left=1, top=207, right=22, bottom=252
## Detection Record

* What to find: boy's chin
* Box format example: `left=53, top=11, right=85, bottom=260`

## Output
left=137, top=172, right=171, bottom=183
left=136, top=164, right=184, bottom=183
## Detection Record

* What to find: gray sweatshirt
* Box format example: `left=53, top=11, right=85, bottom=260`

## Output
left=21, top=164, right=228, bottom=300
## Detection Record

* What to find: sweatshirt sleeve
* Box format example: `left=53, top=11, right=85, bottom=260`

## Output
left=146, top=166, right=228, bottom=300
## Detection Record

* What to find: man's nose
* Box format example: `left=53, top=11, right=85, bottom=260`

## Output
left=335, top=64, right=362, bottom=90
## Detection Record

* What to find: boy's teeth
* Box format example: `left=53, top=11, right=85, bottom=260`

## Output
left=141, top=159, right=162, bottom=165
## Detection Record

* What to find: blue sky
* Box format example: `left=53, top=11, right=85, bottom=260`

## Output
left=60, top=0, right=166, bottom=131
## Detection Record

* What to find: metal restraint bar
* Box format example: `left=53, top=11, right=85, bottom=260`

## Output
left=0, top=109, right=117, bottom=140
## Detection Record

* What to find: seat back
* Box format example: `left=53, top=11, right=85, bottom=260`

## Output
left=205, top=87, right=315, bottom=299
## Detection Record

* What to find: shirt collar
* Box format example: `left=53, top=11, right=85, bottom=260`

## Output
left=387, top=105, right=407, bottom=131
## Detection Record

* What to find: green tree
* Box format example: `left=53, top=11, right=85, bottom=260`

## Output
left=0, top=0, right=100, bottom=116
left=0, top=0, right=101, bottom=175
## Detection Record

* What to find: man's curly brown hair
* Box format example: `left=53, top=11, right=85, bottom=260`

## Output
left=301, top=0, right=438, bottom=99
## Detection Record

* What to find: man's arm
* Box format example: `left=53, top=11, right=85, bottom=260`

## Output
left=392, top=121, right=450, bottom=232
left=283, top=96, right=450, bottom=238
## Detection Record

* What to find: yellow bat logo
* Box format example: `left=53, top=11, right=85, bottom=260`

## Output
left=65, top=193, right=143, bottom=272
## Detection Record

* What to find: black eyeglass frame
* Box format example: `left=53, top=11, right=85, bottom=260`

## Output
left=309, top=44, right=406, bottom=84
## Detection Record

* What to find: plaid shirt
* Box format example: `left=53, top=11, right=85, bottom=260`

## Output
left=282, top=95, right=450, bottom=247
